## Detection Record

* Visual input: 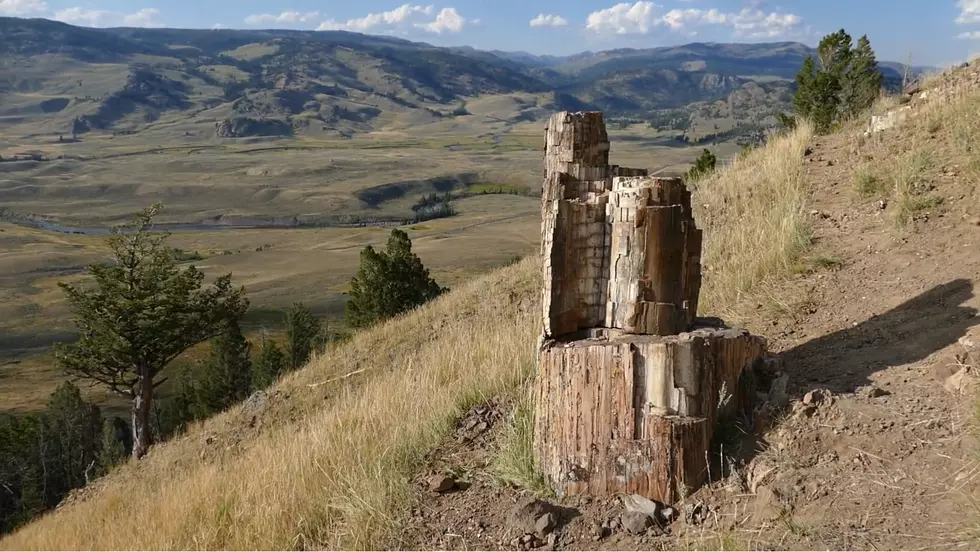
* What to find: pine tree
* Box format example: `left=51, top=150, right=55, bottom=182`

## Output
left=252, top=336, right=287, bottom=389
left=810, top=71, right=843, bottom=133
left=196, top=318, right=253, bottom=416
left=792, top=30, right=883, bottom=133
left=54, top=203, right=248, bottom=459
left=285, top=303, right=322, bottom=371
left=154, top=365, right=200, bottom=437
left=792, top=56, right=819, bottom=120
left=346, top=229, right=446, bottom=329
left=685, top=148, right=717, bottom=181
left=849, top=35, right=884, bottom=114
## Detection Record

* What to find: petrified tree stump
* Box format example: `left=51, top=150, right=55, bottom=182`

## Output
left=534, top=111, right=769, bottom=503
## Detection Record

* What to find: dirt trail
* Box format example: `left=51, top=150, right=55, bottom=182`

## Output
left=403, top=86, right=980, bottom=549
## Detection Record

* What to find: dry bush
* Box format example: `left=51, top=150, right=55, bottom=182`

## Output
left=692, top=121, right=816, bottom=321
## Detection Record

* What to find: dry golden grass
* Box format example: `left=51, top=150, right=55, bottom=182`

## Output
left=692, top=121, right=815, bottom=320
left=2, top=258, right=540, bottom=550
left=2, top=120, right=818, bottom=551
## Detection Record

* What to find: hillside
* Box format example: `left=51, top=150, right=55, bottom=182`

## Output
left=3, top=56, right=978, bottom=551
left=0, top=18, right=927, bottom=141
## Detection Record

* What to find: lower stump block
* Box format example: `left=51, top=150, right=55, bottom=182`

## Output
left=533, top=320, right=768, bottom=503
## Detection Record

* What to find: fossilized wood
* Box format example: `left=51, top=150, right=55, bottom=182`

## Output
left=533, top=323, right=768, bottom=503
left=541, top=175, right=702, bottom=338
left=541, top=112, right=700, bottom=339
left=535, top=110, right=772, bottom=504
left=604, top=176, right=702, bottom=335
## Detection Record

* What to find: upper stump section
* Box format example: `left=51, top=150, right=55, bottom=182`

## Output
left=541, top=111, right=703, bottom=339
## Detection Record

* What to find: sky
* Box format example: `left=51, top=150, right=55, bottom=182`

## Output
left=1, top=0, right=978, bottom=67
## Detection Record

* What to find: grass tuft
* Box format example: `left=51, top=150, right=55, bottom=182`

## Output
left=492, top=381, right=552, bottom=497
left=853, top=165, right=887, bottom=196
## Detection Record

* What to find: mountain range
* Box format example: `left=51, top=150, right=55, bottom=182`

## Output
left=0, top=17, right=934, bottom=139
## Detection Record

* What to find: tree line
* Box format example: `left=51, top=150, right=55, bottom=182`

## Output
left=0, top=203, right=446, bottom=535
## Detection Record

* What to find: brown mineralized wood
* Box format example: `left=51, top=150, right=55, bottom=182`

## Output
left=535, top=110, right=770, bottom=505
left=604, top=176, right=702, bottom=336
left=540, top=111, right=649, bottom=338
left=533, top=324, right=768, bottom=503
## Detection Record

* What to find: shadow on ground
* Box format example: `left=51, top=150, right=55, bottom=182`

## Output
left=721, top=278, right=979, bottom=477
left=778, top=278, right=978, bottom=395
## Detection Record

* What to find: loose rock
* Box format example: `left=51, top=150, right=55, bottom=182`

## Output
left=620, top=511, right=653, bottom=535
left=622, top=494, right=661, bottom=517
left=535, top=513, right=557, bottom=536
left=862, top=385, right=891, bottom=398
left=506, top=497, right=559, bottom=538
left=428, top=474, right=456, bottom=493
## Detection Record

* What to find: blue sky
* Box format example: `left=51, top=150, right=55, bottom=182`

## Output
left=2, top=0, right=978, bottom=67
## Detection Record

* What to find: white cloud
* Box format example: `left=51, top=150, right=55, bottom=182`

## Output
left=957, top=0, right=980, bottom=24
left=123, top=8, right=162, bottom=27
left=211, top=23, right=226, bottom=29
left=585, top=2, right=803, bottom=38
left=0, top=0, right=47, bottom=16
left=660, top=7, right=727, bottom=29
left=729, top=8, right=802, bottom=38
left=418, top=7, right=465, bottom=33
left=529, top=13, right=568, bottom=27
left=317, top=4, right=465, bottom=34
left=244, top=10, right=320, bottom=26
left=318, top=4, right=432, bottom=30
left=957, top=30, right=980, bottom=39
left=586, top=1, right=662, bottom=35
left=53, top=6, right=163, bottom=27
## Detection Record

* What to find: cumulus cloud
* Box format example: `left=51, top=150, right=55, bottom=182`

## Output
left=318, top=4, right=432, bottom=30
left=729, top=8, right=802, bottom=38
left=660, top=7, right=727, bottom=29
left=317, top=4, right=465, bottom=34
left=957, top=30, right=980, bottom=39
left=0, top=0, right=47, bottom=16
left=585, top=1, right=803, bottom=38
left=417, top=7, right=465, bottom=33
left=244, top=10, right=320, bottom=26
left=586, top=1, right=661, bottom=34
left=957, top=0, right=980, bottom=24
left=529, top=13, right=568, bottom=27
left=53, top=6, right=163, bottom=27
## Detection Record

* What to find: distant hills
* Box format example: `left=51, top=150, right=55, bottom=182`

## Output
left=0, top=17, right=935, bottom=139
